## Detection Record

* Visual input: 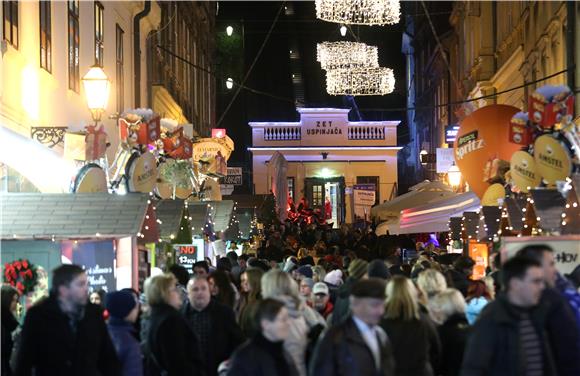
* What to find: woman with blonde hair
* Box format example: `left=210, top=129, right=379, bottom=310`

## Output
left=311, top=265, right=326, bottom=283
left=261, top=269, right=325, bottom=376
left=429, top=289, right=470, bottom=376
left=144, top=273, right=204, bottom=375
left=380, top=275, right=441, bottom=376
left=417, top=269, right=448, bottom=299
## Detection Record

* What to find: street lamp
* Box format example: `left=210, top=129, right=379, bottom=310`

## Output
left=447, top=163, right=462, bottom=190
left=420, top=149, right=428, bottom=166
left=226, top=25, right=233, bottom=36
left=226, top=78, right=234, bottom=90
left=340, top=25, right=347, bottom=37
left=82, top=65, right=110, bottom=124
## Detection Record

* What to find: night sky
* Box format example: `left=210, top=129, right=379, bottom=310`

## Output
left=216, top=1, right=407, bottom=192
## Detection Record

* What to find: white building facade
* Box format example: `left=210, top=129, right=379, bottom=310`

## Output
left=250, top=108, right=401, bottom=224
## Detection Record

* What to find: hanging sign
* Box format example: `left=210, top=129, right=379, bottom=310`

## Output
left=353, top=184, right=375, bottom=220
left=445, top=124, right=460, bottom=144
left=510, top=151, right=541, bottom=193
left=173, top=239, right=205, bottom=274
left=126, top=152, right=158, bottom=193
left=221, top=167, right=243, bottom=185
left=533, top=135, right=572, bottom=185
left=436, top=148, right=455, bottom=173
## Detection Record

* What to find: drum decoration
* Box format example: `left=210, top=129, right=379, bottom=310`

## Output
left=509, top=151, right=541, bottom=193
left=156, top=159, right=194, bottom=199
left=72, top=164, right=108, bottom=193
left=126, top=151, right=158, bottom=193
left=533, top=135, right=573, bottom=185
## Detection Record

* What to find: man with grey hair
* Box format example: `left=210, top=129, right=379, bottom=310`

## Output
left=183, top=276, right=243, bottom=376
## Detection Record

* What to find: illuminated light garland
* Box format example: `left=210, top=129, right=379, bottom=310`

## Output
left=315, top=0, right=401, bottom=25
left=326, top=67, right=395, bottom=96
left=317, top=42, right=378, bottom=70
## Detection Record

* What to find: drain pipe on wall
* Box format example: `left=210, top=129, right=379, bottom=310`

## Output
left=134, top=0, right=151, bottom=108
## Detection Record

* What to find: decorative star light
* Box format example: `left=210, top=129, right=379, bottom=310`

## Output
left=315, top=0, right=401, bottom=26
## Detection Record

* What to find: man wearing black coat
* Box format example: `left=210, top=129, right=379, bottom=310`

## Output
left=14, top=264, right=121, bottom=376
left=445, top=256, right=475, bottom=297
left=310, top=278, right=395, bottom=376
left=184, top=276, right=244, bottom=376
left=461, top=257, right=556, bottom=376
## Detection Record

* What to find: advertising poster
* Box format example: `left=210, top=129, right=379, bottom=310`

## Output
left=468, top=241, right=489, bottom=280
left=173, top=239, right=205, bottom=274
left=353, top=184, right=376, bottom=221
left=501, top=235, right=580, bottom=275
left=68, top=240, right=116, bottom=293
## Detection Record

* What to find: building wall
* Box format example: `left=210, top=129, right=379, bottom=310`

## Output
left=0, top=1, right=160, bottom=160
left=450, top=1, right=575, bottom=111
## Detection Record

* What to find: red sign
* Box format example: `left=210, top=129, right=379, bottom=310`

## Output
left=212, top=129, right=226, bottom=138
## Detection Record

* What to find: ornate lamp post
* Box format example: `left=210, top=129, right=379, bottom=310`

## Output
left=82, top=65, right=110, bottom=124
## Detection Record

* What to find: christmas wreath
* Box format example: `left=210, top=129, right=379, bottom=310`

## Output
left=3, top=259, right=38, bottom=295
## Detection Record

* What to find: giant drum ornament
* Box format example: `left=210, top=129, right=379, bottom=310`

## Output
left=454, top=105, right=521, bottom=198
left=533, top=135, right=573, bottom=185
left=126, top=151, right=158, bottom=193
left=510, top=151, right=542, bottom=193
left=72, top=164, right=108, bottom=193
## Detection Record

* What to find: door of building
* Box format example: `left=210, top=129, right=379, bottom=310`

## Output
left=304, top=177, right=345, bottom=225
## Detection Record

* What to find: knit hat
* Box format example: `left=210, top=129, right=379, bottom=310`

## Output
left=367, top=260, right=391, bottom=280
left=348, top=259, right=369, bottom=280
left=296, top=265, right=313, bottom=279
left=105, top=290, right=137, bottom=319
left=301, top=278, right=315, bottom=290
left=324, top=269, right=344, bottom=286
left=351, top=278, right=386, bottom=299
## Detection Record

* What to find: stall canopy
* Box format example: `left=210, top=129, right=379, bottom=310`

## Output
left=386, top=191, right=481, bottom=235
left=1, top=193, right=149, bottom=239
left=371, top=180, right=456, bottom=223
left=156, top=200, right=235, bottom=239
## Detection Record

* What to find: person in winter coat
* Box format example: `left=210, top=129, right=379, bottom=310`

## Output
left=380, top=275, right=441, bottom=376
left=516, top=244, right=580, bottom=376
left=14, top=264, right=121, bottom=376
left=144, top=273, right=205, bottom=376
left=331, top=259, right=368, bottom=325
left=261, top=269, right=326, bottom=376
left=310, top=278, right=395, bottom=376
left=461, top=256, right=557, bottom=376
left=183, top=276, right=244, bottom=376
left=465, top=280, right=492, bottom=325
left=1, top=285, right=20, bottom=376
left=227, top=298, right=299, bottom=376
left=105, top=290, right=143, bottom=376
left=445, top=256, right=475, bottom=297
left=237, top=268, right=264, bottom=338
left=429, top=289, right=470, bottom=376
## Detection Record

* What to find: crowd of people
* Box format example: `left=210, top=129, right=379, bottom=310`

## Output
left=2, top=221, right=580, bottom=376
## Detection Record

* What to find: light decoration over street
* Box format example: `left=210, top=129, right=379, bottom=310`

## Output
left=325, top=67, right=395, bottom=96
left=315, top=0, right=401, bottom=25
left=316, top=41, right=378, bottom=70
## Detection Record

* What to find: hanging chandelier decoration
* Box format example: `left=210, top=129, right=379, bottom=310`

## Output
left=325, top=67, right=395, bottom=96
left=317, top=42, right=379, bottom=70
left=315, top=0, right=401, bottom=26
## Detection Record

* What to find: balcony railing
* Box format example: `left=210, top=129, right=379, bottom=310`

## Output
left=263, top=126, right=302, bottom=141
left=347, top=126, right=386, bottom=140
